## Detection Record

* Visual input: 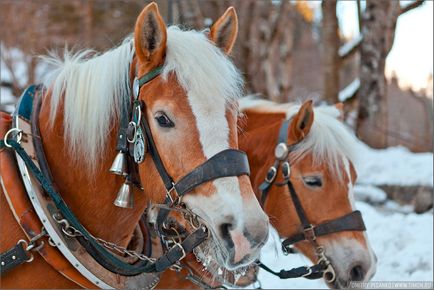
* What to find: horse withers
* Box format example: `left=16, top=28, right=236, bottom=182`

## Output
left=0, top=3, right=268, bottom=288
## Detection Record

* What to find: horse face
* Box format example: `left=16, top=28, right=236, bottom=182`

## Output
left=133, top=4, right=268, bottom=271
left=262, top=101, right=376, bottom=288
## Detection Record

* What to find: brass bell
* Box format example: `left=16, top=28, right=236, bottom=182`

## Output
left=109, top=151, right=128, bottom=176
left=113, top=182, right=134, bottom=208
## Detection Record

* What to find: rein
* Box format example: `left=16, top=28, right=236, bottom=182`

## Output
left=257, top=119, right=366, bottom=283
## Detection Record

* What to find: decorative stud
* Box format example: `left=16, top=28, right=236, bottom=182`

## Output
left=275, top=143, right=289, bottom=160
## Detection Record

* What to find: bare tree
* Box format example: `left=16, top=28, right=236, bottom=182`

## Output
left=357, top=0, right=425, bottom=147
left=321, top=0, right=339, bottom=103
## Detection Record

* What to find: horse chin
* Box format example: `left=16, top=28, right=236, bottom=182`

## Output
left=192, top=240, right=255, bottom=286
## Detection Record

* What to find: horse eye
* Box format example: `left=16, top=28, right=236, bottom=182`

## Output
left=303, top=176, right=323, bottom=188
left=154, top=112, right=174, bottom=128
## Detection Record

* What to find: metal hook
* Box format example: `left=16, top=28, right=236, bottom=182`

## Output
left=4, top=128, right=23, bottom=147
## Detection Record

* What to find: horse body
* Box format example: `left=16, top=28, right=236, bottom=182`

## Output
left=1, top=3, right=269, bottom=288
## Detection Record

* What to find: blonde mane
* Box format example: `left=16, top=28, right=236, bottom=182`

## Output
left=239, top=97, right=358, bottom=178
left=42, top=27, right=243, bottom=170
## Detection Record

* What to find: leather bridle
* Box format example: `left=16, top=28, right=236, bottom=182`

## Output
left=257, top=119, right=366, bottom=283
left=0, top=63, right=251, bottom=282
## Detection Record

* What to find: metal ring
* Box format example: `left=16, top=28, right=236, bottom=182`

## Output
left=127, top=121, right=137, bottom=143
left=133, top=104, right=142, bottom=125
left=17, top=240, right=34, bottom=263
left=265, top=166, right=277, bottom=183
left=4, top=128, right=23, bottom=147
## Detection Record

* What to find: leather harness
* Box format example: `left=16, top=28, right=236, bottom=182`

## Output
left=0, top=63, right=251, bottom=288
left=257, top=119, right=366, bottom=282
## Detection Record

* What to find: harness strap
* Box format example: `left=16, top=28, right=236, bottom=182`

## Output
left=0, top=140, right=207, bottom=276
left=282, top=210, right=366, bottom=248
left=0, top=242, right=32, bottom=274
left=257, top=261, right=324, bottom=280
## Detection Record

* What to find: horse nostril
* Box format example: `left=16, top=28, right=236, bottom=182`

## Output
left=350, top=265, right=365, bottom=281
left=219, top=222, right=234, bottom=244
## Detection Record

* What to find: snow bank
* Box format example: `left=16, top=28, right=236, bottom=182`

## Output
left=355, top=141, right=433, bottom=187
left=252, top=200, right=433, bottom=289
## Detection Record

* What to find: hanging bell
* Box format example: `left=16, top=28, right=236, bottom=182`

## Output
left=109, top=151, right=129, bottom=176
left=113, top=182, right=134, bottom=208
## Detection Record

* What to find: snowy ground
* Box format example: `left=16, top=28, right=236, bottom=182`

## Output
left=247, top=143, right=433, bottom=289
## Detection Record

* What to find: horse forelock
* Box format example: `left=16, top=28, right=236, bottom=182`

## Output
left=41, top=26, right=243, bottom=172
left=286, top=105, right=358, bottom=180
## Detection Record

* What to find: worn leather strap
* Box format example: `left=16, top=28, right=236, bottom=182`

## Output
left=282, top=210, right=366, bottom=248
left=0, top=242, right=31, bottom=274
left=174, top=149, right=250, bottom=196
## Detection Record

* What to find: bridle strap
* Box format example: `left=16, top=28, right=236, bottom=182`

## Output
left=257, top=118, right=366, bottom=282
left=174, top=149, right=250, bottom=196
left=282, top=210, right=366, bottom=248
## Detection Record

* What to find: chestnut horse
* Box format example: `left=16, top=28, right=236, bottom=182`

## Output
left=159, top=99, right=377, bottom=289
left=0, top=3, right=268, bottom=288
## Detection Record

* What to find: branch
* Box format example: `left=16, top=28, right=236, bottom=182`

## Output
left=400, top=0, right=425, bottom=15
left=339, top=34, right=363, bottom=60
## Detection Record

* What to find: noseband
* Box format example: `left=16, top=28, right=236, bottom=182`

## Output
left=257, top=119, right=366, bottom=283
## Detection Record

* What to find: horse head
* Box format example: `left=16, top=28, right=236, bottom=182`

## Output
left=131, top=3, right=268, bottom=271
left=240, top=100, right=376, bottom=288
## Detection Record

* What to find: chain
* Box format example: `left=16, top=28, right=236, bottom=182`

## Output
left=52, top=213, right=156, bottom=263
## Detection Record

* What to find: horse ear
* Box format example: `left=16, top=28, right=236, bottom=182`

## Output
left=288, top=100, right=314, bottom=142
left=334, top=102, right=345, bottom=121
left=134, top=3, right=167, bottom=64
left=209, top=7, right=238, bottom=54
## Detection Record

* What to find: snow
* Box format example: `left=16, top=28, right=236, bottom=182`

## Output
left=338, top=35, right=363, bottom=58
left=250, top=199, right=433, bottom=289
left=355, top=141, right=433, bottom=187
left=338, top=78, right=360, bottom=102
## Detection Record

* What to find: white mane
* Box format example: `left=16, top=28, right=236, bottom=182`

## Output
left=286, top=104, right=358, bottom=179
left=42, top=27, right=243, bottom=171
left=239, top=97, right=358, bottom=178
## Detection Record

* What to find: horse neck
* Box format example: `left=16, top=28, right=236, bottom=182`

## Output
left=239, top=110, right=287, bottom=199
left=38, top=93, right=162, bottom=247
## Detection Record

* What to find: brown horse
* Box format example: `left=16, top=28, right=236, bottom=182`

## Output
left=0, top=3, right=268, bottom=288
left=239, top=98, right=377, bottom=288
left=158, top=99, right=377, bottom=288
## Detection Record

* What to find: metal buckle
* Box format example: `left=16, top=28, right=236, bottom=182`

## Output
left=303, top=225, right=316, bottom=241
left=166, top=183, right=181, bottom=205
left=265, top=166, right=277, bottom=183
left=172, top=242, right=186, bottom=261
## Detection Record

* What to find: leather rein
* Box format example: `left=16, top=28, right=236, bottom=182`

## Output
left=0, top=62, right=251, bottom=287
left=257, top=119, right=366, bottom=283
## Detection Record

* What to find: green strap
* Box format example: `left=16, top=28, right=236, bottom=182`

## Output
left=138, top=65, right=163, bottom=88
left=0, top=139, right=155, bottom=274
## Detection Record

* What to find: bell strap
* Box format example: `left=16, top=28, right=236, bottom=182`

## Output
left=282, top=210, right=366, bottom=249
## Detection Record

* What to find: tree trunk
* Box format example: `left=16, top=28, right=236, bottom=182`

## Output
left=321, top=0, right=339, bottom=104
left=357, top=0, right=400, bottom=148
